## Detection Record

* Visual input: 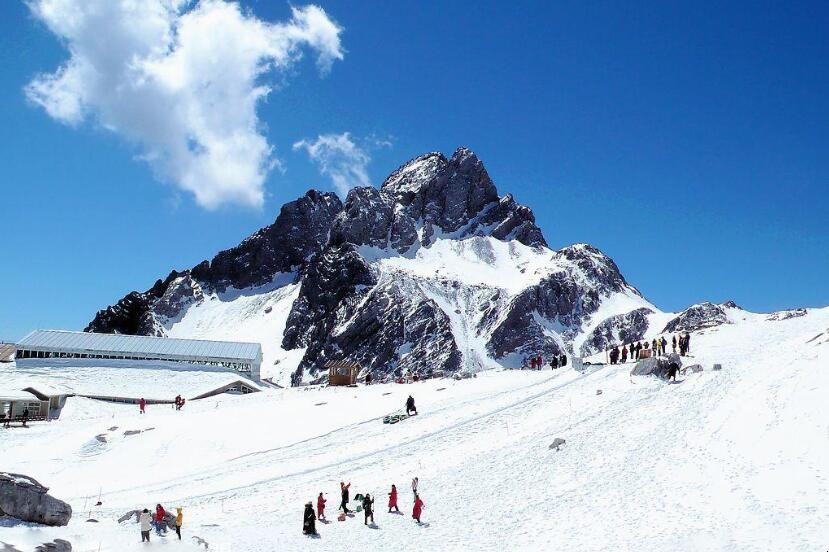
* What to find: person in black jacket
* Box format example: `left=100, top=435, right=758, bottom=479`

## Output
left=406, top=395, right=417, bottom=415
left=559, top=353, right=567, bottom=367
left=550, top=355, right=559, bottom=370
left=362, top=493, right=375, bottom=525
left=340, top=481, right=351, bottom=513
left=303, top=502, right=317, bottom=535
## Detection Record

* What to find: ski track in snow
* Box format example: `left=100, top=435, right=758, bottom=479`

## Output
left=2, top=307, right=829, bottom=551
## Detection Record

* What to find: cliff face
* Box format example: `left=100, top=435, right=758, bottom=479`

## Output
left=87, top=147, right=657, bottom=385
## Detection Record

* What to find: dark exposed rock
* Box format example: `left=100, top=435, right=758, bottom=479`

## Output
left=35, top=540, right=72, bottom=552
left=0, top=473, right=72, bottom=527
left=192, top=190, right=343, bottom=290
left=549, top=438, right=566, bottom=451
left=631, top=352, right=682, bottom=380
left=767, top=308, right=807, bottom=321
left=662, top=302, right=730, bottom=333
left=85, top=146, right=661, bottom=385
left=580, top=308, right=653, bottom=356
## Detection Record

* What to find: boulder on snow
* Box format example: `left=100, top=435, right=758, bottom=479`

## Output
left=35, top=540, right=72, bottom=552
left=0, top=473, right=72, bottom=527
left=712, top=363, right=722, bottom=371
left=549, top=438, right=566, bottom=451
left=630, top=353, right=682, bottom=380
left=682, top=364, right=703, bottom=374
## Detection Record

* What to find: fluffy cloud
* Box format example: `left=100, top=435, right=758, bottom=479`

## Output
left=293, top=132, right=374, bottom=197
left=25, top=0, right=344, bottom=209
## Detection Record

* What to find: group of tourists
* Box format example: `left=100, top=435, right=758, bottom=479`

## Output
left=174, top=395, right=186, bottom=410
left=527, top=353, right=568, bottom=370
left=137, top=504, right=183, bottom=542
left=608, top=333, right=692, bottom=364
left=304, top=477, right=426, bottom=536
left=137, top=395, right=187, bottom=414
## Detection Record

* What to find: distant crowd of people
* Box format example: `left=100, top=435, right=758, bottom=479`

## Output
left=304, top=477, right=426, bottom=536
left=526, top=353, right=569, bottom=370
left=607, top=333, right=692, bottom=364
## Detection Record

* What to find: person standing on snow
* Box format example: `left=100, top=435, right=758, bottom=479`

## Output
left=362, top=493, right=375, bottom=525
left=413, top=493, right=425, bottom=524
left=560, top=353, right=567, bottom=367
left=621, top=345, right=628, bottom=363
left=406, top=396, right=417, bottom=416
left=317, top=492, right=326, bottom=520
left=411, top=477, right=419, bottom=500
left=672, top=335, right=677, bottom=353
left=340, top=481, right=351, bottom=514
left=139, top=398, right=146, bottom=414
left=388, top=484, right=400, bottom=513
left=139, top=508, right=152, bottom=542
left=303, top=502, right=317, bottom=535
left=685, top=333, right=691, bottom=354
left=550, top=355, right=559, bottom=370
left=154, top=504, right=167, bottom=535
left=174, top=507, right=183, bottom=540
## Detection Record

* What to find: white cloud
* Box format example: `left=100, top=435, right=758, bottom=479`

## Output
left=25, top=0, right=344, bottom=210
left=293, top=132, right=374, bottom=197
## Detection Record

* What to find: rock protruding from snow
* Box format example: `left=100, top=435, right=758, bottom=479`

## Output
left=767, top=308, right=807, bottom=321
left=549, top=438, right=566, bottom=451
left=35, top=540, right=72, bottom=552
left=662, top=302, right=730, bottom=333
left=0, top=473, right=72, bottom=526
left=580, top=307, right=653, bottom=356
left=631, top=353, right=682, bottom=380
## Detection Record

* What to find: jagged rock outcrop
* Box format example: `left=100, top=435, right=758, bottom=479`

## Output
left=86, top=146, right=657, bottom=384
left=86, top=190, right=343, bottom=335
left=580, top=307, right=653, bottom=356
left=662, top=302, right=732, bottom=333
left=0, top=473, right=72, bottom=526
left=767, top=308, right=807, bottom=321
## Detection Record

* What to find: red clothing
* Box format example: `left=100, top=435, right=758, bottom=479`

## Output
left=413, top=498, right=424, bottom=519
left=317, top=496, right=326, bottom=515
left=155, top=506, right=166, bottom=523
left=388, top=487, right=397, bottom=508
left=139, top=399, right=146, bottom=412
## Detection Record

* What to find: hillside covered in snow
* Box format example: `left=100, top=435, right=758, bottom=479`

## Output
left=3, top=304, right=828, bottom=551
left=86, top=147, right=742, bottom=387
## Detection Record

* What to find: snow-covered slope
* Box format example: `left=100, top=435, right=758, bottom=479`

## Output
left=85, top=148, right=661, bottom=386
left=3, top=305, right=828, bottom=551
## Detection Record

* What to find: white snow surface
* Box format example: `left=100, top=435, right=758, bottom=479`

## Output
left=2, top=306, right=828, bottom=551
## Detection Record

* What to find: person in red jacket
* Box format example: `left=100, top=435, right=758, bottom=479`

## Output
left=317, top=492, right=326, bottom=520
left=139, top=398, right=146, bottom=414
left=388, top=484, right=399, bottom=513
left=412, top=494, right=424, bottom=524
left=154, top=504, right=167, bottom=535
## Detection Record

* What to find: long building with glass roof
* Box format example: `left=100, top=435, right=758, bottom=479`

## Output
left=15, top=330, right=262, bottom=382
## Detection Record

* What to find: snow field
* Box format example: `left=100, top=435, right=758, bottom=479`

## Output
left=1, top=307, right=828, bottom=551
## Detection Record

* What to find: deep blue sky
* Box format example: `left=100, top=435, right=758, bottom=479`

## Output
left=1, top=0, right=827, bottom=340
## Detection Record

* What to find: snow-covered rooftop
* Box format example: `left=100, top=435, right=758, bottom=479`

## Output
left=17, top=330, right=261, bottom=362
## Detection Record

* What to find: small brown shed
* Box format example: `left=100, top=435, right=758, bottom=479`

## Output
left=326, top=360, right=361, bottom=386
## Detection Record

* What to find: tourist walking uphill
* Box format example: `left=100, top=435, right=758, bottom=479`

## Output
left=413, top=493, right=425, bottom=524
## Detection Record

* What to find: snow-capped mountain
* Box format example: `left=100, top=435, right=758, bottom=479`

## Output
left=87, top=147, right=730, bottom=385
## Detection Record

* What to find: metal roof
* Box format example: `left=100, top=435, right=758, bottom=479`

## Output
left=17, top=330, right=261, bottom=363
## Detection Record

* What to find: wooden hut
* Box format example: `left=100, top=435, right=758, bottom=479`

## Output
left=326, top=360, right=361, bottom=386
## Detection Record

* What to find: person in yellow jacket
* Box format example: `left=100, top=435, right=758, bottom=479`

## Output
left=175, top=507, right=183, bottom=540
